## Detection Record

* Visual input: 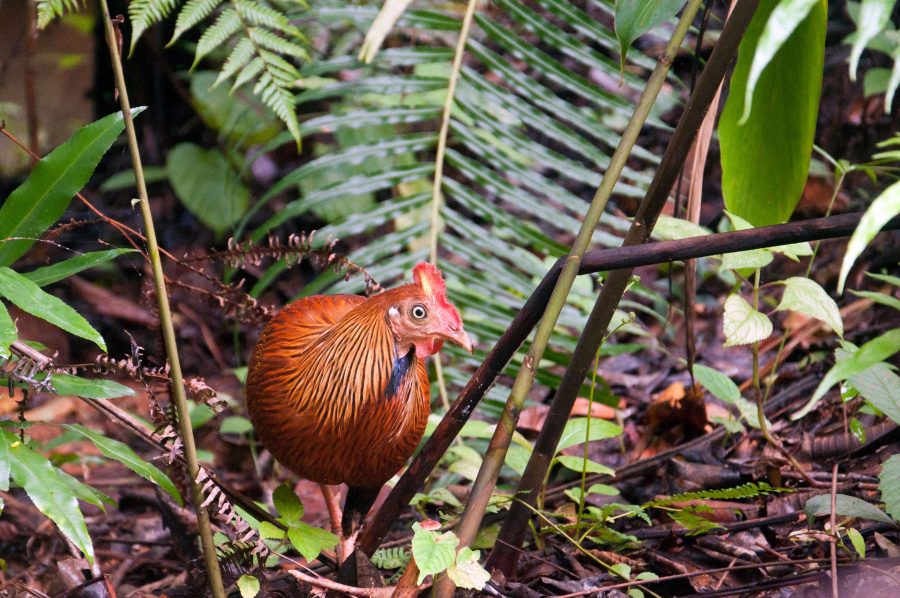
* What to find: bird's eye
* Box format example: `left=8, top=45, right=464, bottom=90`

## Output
left=411, top=304, right=427, bottom=319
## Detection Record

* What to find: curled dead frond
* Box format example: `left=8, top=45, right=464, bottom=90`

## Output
left=196, top=467, right=270, bottom=566
left=185, top=377, right=225, bottom=412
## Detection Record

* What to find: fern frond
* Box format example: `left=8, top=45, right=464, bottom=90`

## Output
left=215, top=37, right=256, bottom=87
left=253, top=69, right=301, bottom=145
left=371, top=546, right=410, bottom=570
left=249, top=27, right=308, bottom=60
left=234, top=0, right=303, bottom=38
left=647, top=482, right=783, bottom=507
left=667, top=509, right=725, bottom=536
left=232, top=56, right=266, bottom=90
left=192, top=8, right=241, bottom=68
left=129, top=0, right=181, bottom=54
left=170, top=0, right=224, bottom=43
left=36, top=0, right=83, bottom=28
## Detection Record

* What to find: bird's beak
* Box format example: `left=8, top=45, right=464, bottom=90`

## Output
left=445, top=327, right=474, bottom=353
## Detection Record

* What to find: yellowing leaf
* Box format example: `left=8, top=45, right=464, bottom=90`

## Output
left=723, top=294, right=772, bottom=347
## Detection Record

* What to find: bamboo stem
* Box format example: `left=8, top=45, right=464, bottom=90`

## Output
left=485, top=0, right=762, bottom=575
left=432, top=3, right=705, bottom=594
left=97, top=3, right=226, bottom=596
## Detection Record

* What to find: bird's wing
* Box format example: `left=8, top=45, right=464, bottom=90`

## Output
left=264, top=294, right=366, bottom=353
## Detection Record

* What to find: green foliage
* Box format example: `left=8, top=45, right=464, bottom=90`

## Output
left=262, top=484, right=338, bottom=561
left=236, top=574, right=260, bottom=598
left=62, top=424, right=183, bottom=506
left=0, top=303, right=15, bottom=356
left=845, top=1, right=897, bottom=102
left=128, top=0, right=180, bottom=54
left=36, top=0, right=83, bottom=28
left=647, top=482, right=781, bottom=507
left=371, top=546, right=410, bottom=570
left=166, top=143, right=250, bottom=235
left=0, top=109, right=141, bottom=267
left=879, top=454, right=900, bottom=521
left=838, top=181, right=900, bottom=293
left=51, top=374, right=135, bottom=399
left=0, top=268, right=106, bottom=352
left=22, top=249, right=137, bottom=287
left=805, top=493, right=894, bottom=524
left=410, top=522, right=489, bottom=588
left=776, top=277, right=843, bottom=337
left=666, top=508, right=725, bottom=536
left=720, top=0, right=825, bottom=226
left=614, top=0, right=687, bottom=74
left=722, top=294, right=772, bottom=347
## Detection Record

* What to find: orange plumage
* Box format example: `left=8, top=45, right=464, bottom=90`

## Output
left=245, top=263, right=472, bottom=534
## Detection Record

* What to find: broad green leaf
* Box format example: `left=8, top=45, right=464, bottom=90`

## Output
left=556, top=455, right=616, bottom=476
left=805, top=493, right=893, bottom=524
left=286, top=522, right=339, bottom=562
left=846, top=527, right=866, bottom=558
left=693, top=363, right=741, bottom=404
left=166, top=143, right=250, bottom=235
left=723, top=294, right=772, bottom=347
left=63, top=424, right=182, bottom=506
left=0, top=109, right=142, bottom=266
left=0, top=267, right=106, bottom=352
left=52, top=374, right=134, bottom=399
left=220, top=416, right=254, bottom=435
left=0, top=429, right=94, bottom=564
left=557, top=417, right=623, bottom=452
left=720, top=248, right=773, bottom=271
left=848, top=0, right=895, bottom=81
left=22, top=249, right=137, bottom=287
left=236, top=574, right=260, bottom=598
left=838, top=180, right=900, bottom=293
left=99, top=166, right=168, bottom=192
left=719, top=0, right=825, bottom=226
left=735, top=396, right=769, bottom=430
left=0, top=302, right=15, bottom=355
left=879, top=454, right=900, bottom=521
left=847, top=360, right=900, bottom=425
left=273, top=483, right=304, bottom=524
left=565, top=484, right=620, bottom=504
left=610, top=563, right=631, bottom=579
left=740, top=0, right=821, bottom=122
left=776, top=277, right=843, bottom=337
left=614, top=0, right=688, bottom=73
left=795, top=329, right=900, bottom=419
left=412, top=522, right=459, bottom=584
left=258, top=521, right=286, bottom=540
left=446, top=547, right=490, bottom=590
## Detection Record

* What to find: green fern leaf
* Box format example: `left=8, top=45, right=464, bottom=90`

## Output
left=249, top=27, right=309, bottom=60
left=215, top=37, right=255, bottom=87
left=371, top=546, right=410, bottom=570
left=253, top=72, right=301, bottom=147
left=234, top=0, right=303, bottom=38
left=36, top=0, right=83, bottom=28
left=647, top=482, right=783, bottom=507
left=231, top=56, right=266, bottom=91
left=668, top=509, right=725, bottom=536
left=192, top=7, right=241, bottom=68
left=129, top=0, right=181, bottom=54
left=170, top=0, right=223, bottom=44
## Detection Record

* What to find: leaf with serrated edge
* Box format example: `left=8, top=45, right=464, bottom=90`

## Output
left=776, top=277, right=843, bottom=336
left=272, top=484, right=303, bottom=524
left=286, top=522, right=338, bottom=562
left=412, top=522, right=459, bottom=584
left=723, top=294, right=772, bottom=347
left=446, top=547, right=490, bottom=590
left=236, top=574, right=260, bottom=598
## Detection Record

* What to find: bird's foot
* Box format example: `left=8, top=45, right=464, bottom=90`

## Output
left=338, top=530, right=358, bottom=565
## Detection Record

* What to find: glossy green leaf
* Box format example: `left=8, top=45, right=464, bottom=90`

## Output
left=723, top=294, right=773, bottom=347
left=0, top=267, right=106, bottom=352
left=719, top=0, right=825, bottom=226
left=740, top=0, right=821, bottom=122
left=557, top=418, right=623, bottom=452
left=52, top=373, right=134, bottom=399
left=273, top=483, right=304, bottom=524
left=795, top=328, right=900, bottom=419
left=63, top=424, right=182, bottom=506
left=412, top=522, right=459, bottom=584
left=614, top=0, right=687, bottom=73
left=286, top=522, right=339, bottom=562
left=0, top=109, right=142, bottom=266
left=22, top=249, right=137, bottom=287
left=847, top=0, right=895, bottom=81
left=166, top=143, right=250, bottom=235
left=0, top=429, right=94, bottom=564
left=776, top=277, right=843, bottom=337
left=805, top=493, right=893, bottom=524
left=879, top=454, right=900, bottom=521
left=693, top=363, right=740, bottom=404
left=0, top=302, right=15, bottom=355
left=838, top=180, right=900, bottom=293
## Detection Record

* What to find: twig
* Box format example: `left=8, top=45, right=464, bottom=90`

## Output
left=485, top=0, right=761, bottom=575
left=287, top=569, right=393, bottom=597
left=830, top=463, right=839, bottom=598
left=96, top=4, right=225, bottom=596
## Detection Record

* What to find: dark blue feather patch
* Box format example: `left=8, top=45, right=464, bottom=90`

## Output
left=384, top=346, right=415, bottom=400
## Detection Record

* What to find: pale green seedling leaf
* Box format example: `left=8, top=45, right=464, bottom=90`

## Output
left=651, top=215, right=711, bottom=241
left=776, top=277, right=843, bottom=337
left=557, top=417, right=622, bottom=452
left=556, top=455, right=615, bottom=476
left=723, top=294, right=772, bottom=347
left=412, top=522, right=459, bottom=584
left=287, top=522, right=339, bottom=562
left=446, top=547, right=490, bottom=590
left=720, top=248, right=773, bottom=271
left=0, top=267, right=106, bottom=351
left=838, top=180, right=900, bottom=293
left=63, top=424, right=182, bottom=506
left=236, top=574, right=260, bottom=598
left=692, top=363, right=741, bottom=404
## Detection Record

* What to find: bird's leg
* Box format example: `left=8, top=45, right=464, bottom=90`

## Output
left=319, top=484, right=351, bottom=563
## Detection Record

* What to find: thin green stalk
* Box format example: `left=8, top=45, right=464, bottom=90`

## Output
left=574, top=348, right=602, bottom=539
left=432, top=3, right=703, bottom=595
left=98, top=3, right=226, bottom=596
left=428, top=0, right=478, bottom=414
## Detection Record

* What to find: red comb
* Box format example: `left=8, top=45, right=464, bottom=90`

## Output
left=412, top=262, right=461, bottom=325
